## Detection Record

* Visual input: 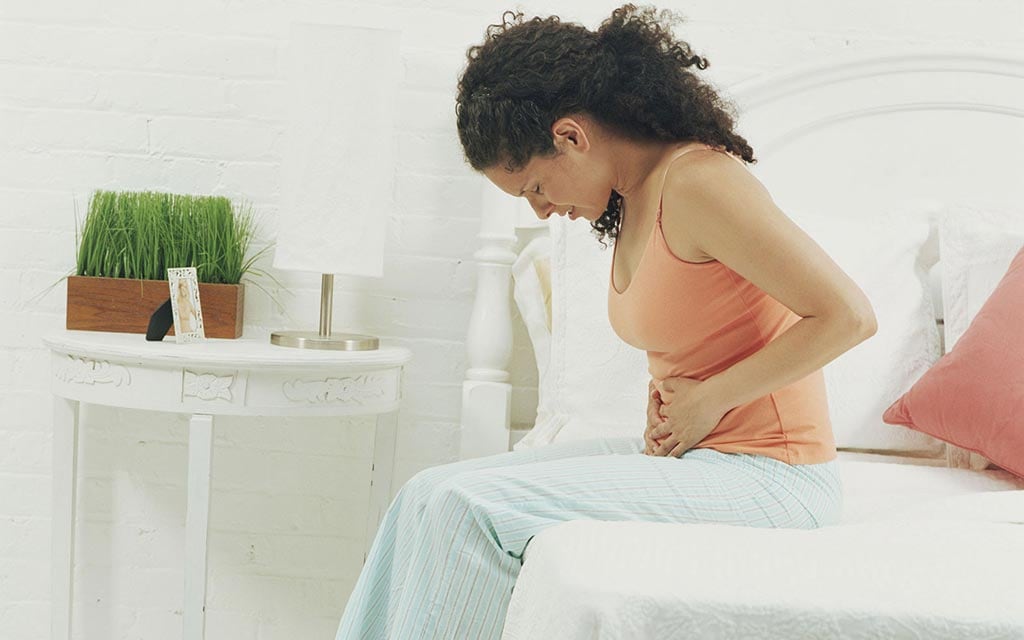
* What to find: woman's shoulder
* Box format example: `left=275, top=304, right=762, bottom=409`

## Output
left=658, top=148, right=772, bottom=261
left=662, top=148, right=762, bottom=214
left=662, top=148, right=768, bottom=215
left=667, top=147, right=748, bottom=183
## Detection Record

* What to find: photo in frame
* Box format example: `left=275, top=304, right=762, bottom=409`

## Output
left=167, top=267, right=206, bottom=343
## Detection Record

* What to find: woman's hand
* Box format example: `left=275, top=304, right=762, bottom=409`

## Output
left=647, top=376, right=729, bottom=458
left=643, top=379, right=667, bottom=455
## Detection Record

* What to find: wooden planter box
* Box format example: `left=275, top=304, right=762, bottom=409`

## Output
left=66, top=275, right=244, bottom=339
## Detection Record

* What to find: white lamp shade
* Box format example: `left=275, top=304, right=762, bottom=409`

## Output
left=274, top=23, right=402, bottom=278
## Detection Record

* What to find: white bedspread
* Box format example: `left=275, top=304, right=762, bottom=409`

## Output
left=501, top=459, right=1024, bottom=640
left=835, top=455, right=1024, bottom=523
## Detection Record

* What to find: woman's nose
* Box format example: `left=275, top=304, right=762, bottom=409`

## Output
left=533, top=203, right=555, bottom=220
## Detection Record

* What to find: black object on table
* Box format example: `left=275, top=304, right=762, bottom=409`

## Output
left=146, top=298, right=174, bottom=341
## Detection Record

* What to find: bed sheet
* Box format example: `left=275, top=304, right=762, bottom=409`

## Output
left=835, top=453, right=1024, bottom=523
left=501, top=459, right=1024, bottom=640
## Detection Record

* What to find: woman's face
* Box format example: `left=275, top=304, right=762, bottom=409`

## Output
left=482, top=119, right=612, bottom=223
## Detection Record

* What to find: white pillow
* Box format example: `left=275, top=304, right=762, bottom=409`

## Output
left=516, top=204, right=945, bottom=455
left=940, top=203, right=1024, bottom=352
left=511, top=236, right=556, bottom=444
left=790, top=210, right=944, bottom=454
left=938, top=202, right=1024, bottom=470
left=516, top=215, right=650, bottom=449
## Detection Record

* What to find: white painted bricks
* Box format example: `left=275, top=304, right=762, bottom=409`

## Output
left=1, top=1, right=1021, bottom=638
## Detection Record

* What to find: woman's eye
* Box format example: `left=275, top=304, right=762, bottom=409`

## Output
left=534, top=185, right=542, bottom=194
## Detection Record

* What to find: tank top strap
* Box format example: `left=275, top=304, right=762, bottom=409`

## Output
left=656, top=146, right=745, bottom=222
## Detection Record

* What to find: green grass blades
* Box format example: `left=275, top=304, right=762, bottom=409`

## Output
left=74, top=190, right=262, bottom=285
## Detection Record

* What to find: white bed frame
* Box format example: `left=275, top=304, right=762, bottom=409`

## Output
left=460, top=49, right=1024, bottom=464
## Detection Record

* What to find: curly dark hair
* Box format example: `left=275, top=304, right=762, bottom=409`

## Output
left=455, top=4, right=757, bottom=247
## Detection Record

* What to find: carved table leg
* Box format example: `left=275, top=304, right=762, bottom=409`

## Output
left=184, top=414, right=214, bottom=640
left=51, top=396, right=79, bottom=640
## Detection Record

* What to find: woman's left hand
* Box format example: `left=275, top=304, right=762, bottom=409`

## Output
left=648, top=376, right=729, bottom=458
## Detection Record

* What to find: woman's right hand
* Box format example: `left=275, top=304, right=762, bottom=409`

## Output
left=644, top=379, right=666, bottom=455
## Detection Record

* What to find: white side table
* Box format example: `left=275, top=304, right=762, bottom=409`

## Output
left=43, top=330, right=412, bottom=640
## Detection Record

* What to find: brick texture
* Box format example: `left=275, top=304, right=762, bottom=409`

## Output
left=1, top=0, right=1020, bottom=638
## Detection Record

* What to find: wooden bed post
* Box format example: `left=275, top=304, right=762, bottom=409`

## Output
left=461, top=181, right=519, bottom=459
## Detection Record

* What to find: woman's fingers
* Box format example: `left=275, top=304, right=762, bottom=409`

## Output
left=645, top=378, right=668, bottom=455
left=645, top=432, right=667, bottom=456
left=645, top=395, right=662, bottom=455
left=643, top=420, right=657, bottom=455
left=644, top=417, right=665, bottom=455
left=646, top=403, right=660, bottom=428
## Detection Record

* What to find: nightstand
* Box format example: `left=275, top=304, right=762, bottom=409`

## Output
left=43, top=330, right=411, bottom=640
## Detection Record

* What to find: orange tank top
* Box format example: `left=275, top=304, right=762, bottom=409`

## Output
left=607, top=146, right=837, bottom=465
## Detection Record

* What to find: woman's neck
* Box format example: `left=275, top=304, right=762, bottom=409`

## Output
left=611, top=139, right=703, bottom=229
left=607, top=140, right=680, bottom=200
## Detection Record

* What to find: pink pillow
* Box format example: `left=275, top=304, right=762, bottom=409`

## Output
left=883, top=245, right=1024, bottom=479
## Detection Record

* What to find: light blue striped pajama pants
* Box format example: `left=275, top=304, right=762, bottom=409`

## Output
left=335, top=435, right=843, bottom=640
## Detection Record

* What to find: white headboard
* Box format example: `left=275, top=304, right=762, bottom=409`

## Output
left=460, top=49, right=1024, bottom=461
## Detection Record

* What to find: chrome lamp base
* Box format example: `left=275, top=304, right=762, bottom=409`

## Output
left=270, top=273, right=380, bottom=351
left=270, top=330, right=379, bottom=351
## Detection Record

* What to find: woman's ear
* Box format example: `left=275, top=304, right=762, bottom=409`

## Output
left=551, top=116, right=591, bottom=153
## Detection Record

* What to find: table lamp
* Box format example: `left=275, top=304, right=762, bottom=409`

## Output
left=271, top=22, right=402, bottom=351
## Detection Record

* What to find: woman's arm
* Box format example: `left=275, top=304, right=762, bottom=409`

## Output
left=650, top=313, right=874, bottom=457
left=661, top=151, right=877, bottom=420
left=697, top=315, right=874, bottom=419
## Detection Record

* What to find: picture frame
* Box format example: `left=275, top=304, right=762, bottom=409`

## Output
left=168, top=267, right=206, bottom=343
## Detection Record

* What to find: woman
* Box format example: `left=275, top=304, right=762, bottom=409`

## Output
left=336, top=5, right=877, bottom=639
left=174, top=277, right=197, bottom=335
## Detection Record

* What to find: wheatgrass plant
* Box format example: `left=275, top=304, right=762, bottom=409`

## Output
left=75, top=190, right=269, bottom=285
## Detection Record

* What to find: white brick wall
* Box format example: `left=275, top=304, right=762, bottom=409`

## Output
left=1, top=0, right=1019, bottom=638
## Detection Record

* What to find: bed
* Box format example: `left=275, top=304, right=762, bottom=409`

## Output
left=459, top=48, right=1024, bottom=639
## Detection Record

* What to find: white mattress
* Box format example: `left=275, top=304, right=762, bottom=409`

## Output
left=835, top=453, right=1024, bottom=523
left=501, top=458, right=1024, bottom=640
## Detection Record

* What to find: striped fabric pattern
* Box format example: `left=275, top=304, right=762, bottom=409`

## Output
left=335, top=436, right=843, bottom=639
